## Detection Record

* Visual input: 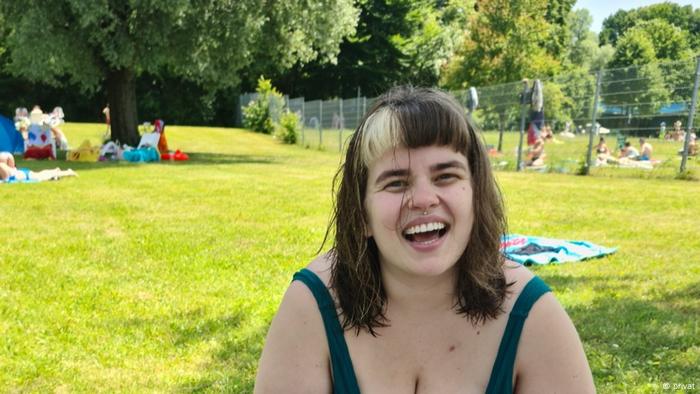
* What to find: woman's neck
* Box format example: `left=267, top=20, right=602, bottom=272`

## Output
left=380, top=264, right=458, bottom=314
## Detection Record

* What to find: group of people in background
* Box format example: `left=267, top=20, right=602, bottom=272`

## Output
left=595, top=136, right=656, bottom=167
left=14, top=105, right=69, bottom=150
left=1, top=105, right=78, bottom=183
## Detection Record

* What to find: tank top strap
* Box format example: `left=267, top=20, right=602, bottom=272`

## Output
left=485, top=276, right=551, bottom=394
left=293, top=269, right=360, bottom=394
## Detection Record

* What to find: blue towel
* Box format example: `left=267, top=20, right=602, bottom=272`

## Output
left=502, top=234, right=616, bottom=265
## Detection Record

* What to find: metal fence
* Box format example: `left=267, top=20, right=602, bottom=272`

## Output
left=240, top=56, right=700, bottom=178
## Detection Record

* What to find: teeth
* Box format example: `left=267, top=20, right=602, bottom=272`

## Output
left=404, top=222, right=446, bottom=235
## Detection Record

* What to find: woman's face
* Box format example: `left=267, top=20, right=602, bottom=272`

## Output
left=364, top=145, right=474, bottom=279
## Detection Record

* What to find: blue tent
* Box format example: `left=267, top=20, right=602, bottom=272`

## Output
left=0, top=115, right=24, bottom=154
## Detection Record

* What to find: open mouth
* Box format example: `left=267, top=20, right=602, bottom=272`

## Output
left=403, top=222, right=449, bottom=244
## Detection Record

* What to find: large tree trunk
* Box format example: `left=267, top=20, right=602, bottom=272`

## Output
left=106, top=68, right=140, bottom=146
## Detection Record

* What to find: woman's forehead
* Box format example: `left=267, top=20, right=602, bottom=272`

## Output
left=369, top=145, right=466, bottom=171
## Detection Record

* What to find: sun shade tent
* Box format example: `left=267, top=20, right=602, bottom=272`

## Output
left=0, top=115, right=24, bottom=154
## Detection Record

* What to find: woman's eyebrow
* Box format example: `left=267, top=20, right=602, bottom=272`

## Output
left=431, top=160, right=467, bottom=172
left=375, top=169, right=409, bottom=184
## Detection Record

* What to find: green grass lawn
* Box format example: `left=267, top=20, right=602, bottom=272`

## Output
left=1, top=123, right=698, bottom=393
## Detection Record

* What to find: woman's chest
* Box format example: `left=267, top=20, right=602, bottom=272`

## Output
left=344, top=314, right=508, bottom=393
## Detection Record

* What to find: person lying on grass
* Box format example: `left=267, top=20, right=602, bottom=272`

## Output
left=0, top=151, right=77, bottom=182
left=255, top=87, right=595, bottom=393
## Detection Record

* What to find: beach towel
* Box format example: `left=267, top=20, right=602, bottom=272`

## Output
left=501, top=234, right=616, bottom=265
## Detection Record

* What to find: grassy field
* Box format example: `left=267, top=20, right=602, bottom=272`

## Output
left=1, top=123, right=698, bottom=393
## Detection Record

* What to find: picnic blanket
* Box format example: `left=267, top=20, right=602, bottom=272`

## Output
left=501, top=234, right=616, bottom=265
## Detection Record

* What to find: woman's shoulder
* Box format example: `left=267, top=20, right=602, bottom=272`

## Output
left=501, top=260, right=537, bottom=312
left=508, top=264, right=596, bottom=392
left=304, top=252, right=334, bottom=287
left=254, top=254, right=334, bottom=392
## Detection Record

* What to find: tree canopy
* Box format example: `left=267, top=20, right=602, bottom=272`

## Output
left=272, top=0, right=470, bottom=99
left=440, top=0, right=575, bottom=89
left=0, top=1, right=358, bottom=144
left=600, top=3, right=700, bottom=49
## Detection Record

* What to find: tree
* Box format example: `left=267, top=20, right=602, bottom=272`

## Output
left=440, top=0, right=569, bottom=89
left=565, top=9, right=614, bottom=71
left=272, top=0, right=471, bottom=99
left=392, top=0, right=471, bottom=87
left=0, top=1, right=358, bottom=145
left=544, top=0, right=576, bottom=59
left=600, top=3, right=700, bottom=49
left=605, top=28, right=668, bottom=119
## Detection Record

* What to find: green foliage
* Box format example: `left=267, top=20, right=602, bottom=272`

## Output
left=0, top=1, right=358, bottom=93
left=564, top=8, right=614, bottom=73
left=391, top=0, right=471, bottom=86
left=0, top=1, right=358, bottom=143
left=610, top=28, right=657, bottom=67
left=600, top=3, right=700, bottom=50
left=544, top=0, right=577, bottom=59
left=243, top=77, right=284, bottom=135
left=243, top=99, right=274, bottom=135
left=273, top=0, right=471, bottom=98
left=275, top=111, right=300, bottom=144
left=441, top=0, right=569, bottom=89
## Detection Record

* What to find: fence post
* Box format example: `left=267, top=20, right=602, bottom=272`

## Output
left=301, top=99, right=305, bottom=146
left=584, top=70, right=603, bottom=175
left=338, top=98, right=343, bottom=152
left=516, top=105, right=526, bottom=171
left=319, top=100, right=323, bottom=148
left=516, top=82, right=530, bottom=172
left=681, top=56, right=700, bottom=174
left=497, top=112, right=505, bottom=152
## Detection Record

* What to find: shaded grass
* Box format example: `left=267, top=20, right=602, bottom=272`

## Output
left=0, top=123, right=697, bottom=392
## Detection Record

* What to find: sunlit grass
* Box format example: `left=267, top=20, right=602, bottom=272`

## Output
left=0, top=123, right=697, bottom=393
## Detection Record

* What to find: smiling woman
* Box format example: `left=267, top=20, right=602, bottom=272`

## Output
left=255, top=87, right=595, bottom=393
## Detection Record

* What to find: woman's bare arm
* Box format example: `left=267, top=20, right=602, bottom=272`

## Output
left=514, top=293, right=595, bottom=394
left=255, top=279, right=332, bottom=393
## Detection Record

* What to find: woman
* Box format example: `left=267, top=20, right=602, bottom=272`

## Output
left=525, top=135, right=545, bottom=167
left=595, top=137, right=610, bottom=155
left=256, top=87, right=594, bottom=393
left=0, top=152, right=77, bottom=182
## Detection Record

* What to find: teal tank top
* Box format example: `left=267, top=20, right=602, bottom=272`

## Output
left=292, top=269, right=551, bottom=394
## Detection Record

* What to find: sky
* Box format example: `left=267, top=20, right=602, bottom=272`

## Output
left=574, top=0, right=700, bottom=32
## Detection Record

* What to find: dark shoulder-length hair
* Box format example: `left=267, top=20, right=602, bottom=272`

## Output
left=327, top=86, right=508, bottom=335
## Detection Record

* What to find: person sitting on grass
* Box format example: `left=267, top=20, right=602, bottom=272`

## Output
left=619, top=141, right=639, bottom=160
left=255, top=86, right=594, bottom=393
left=679, top=133, right=697, bottom=156
left=525, top=135, right=546, bottom=167
left=638, top=138, right=653, bottom=161
left=0, top=151, right=77, bottom=182
left=596, top=137, right=610, bottom=155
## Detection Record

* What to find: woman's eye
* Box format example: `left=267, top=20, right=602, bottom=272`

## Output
left=435, top=173, right=459, bottom=183
left=384, top=179, right=408, bottom=190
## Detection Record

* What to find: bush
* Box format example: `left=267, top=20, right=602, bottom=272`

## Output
left=276, top=111, right=300, bottom=144
left=243, top=77, right=284, bottom=134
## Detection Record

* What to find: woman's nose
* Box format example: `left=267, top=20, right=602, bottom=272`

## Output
left=409, top=179, right=439, bottom=211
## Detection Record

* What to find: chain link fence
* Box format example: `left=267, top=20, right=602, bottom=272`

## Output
left=240, top=56, right=700, bottom=178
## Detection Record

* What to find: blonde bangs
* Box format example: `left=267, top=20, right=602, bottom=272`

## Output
left=359, top=108, right=403, bottom=167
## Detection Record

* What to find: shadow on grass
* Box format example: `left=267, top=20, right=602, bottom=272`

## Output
left=15, top=152, right=277, bottom=173
left=175, top=310, right=269, bottom=393
left=553, top=278, right=700, bottom=390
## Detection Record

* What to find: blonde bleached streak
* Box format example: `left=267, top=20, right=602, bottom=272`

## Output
left=358, top=107, right=402, bottom=168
